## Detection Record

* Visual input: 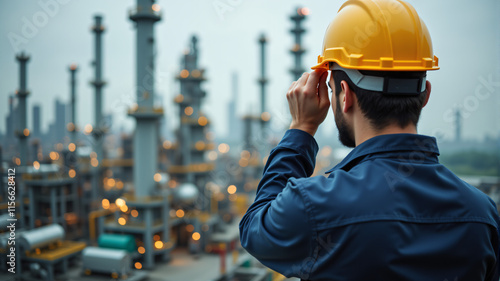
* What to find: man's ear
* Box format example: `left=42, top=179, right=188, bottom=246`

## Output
left=341, top=80, right=354, bottom=113
left=422, top=80, right=431, bottom=108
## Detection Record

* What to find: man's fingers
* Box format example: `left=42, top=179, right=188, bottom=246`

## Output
left=304, top=70, right=326, bottom=96
left=297, top=72, right=309, bottom=87
left=318, top=71, right=330, bottom=106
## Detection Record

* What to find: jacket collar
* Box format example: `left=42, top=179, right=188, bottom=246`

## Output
left=325, top=134, right=440, bottom=174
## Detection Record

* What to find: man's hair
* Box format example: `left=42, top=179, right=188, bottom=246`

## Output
left=332, top=70, right=428, bottom=131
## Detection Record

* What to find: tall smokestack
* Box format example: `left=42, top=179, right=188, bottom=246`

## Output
left=129, top=0, right=163, bottom=197
left=91, top=15, right=106, bottom=199
left=69, top=64, right=78, bottom=147
left=290, top=7, right=308, bottom=81
left=16, top=52, right=30, bottom=166
left=258, top=34, right=269, bottom=129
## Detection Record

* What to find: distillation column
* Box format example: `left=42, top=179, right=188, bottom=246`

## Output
left=129, top=0, right=163, bottom=198
left=16, top=52, right=30, bottom=166
left=91, top=15, right=106, bottom=199
left=290, top=7, right=308, bottom=81
left=258, top=34, right=269, bottom=131
left=69, top=64, right=78, bottom=150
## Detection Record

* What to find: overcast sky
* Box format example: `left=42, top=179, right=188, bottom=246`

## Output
left=1, top=0, right=499, bottom=142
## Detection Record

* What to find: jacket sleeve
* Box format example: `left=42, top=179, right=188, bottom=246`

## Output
left=239, top=129, right=319, bottom=277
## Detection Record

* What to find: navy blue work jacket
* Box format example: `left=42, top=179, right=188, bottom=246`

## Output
left=239, top=129, right=500, bottom=281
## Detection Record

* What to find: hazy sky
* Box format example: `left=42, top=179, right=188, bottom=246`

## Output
left=1, top=0, right=499, bottom=142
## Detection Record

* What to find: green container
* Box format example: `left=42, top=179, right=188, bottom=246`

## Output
left=98, top=234, right=136, bottom=253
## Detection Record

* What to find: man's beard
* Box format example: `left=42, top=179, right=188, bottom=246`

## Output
left=335, top=98, right=356, bottom=148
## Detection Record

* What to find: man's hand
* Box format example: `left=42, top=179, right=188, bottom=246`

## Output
left=287, top=70, right=330, bottom=136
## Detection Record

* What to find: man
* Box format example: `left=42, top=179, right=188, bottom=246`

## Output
left=239, top=0, right=500, bottom=280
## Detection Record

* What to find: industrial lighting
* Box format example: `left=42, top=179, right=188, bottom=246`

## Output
left=239, top=158, right=249, bottom=167
left=107, top=178, right=116, bottom=187
left=207, top=151, right=218, bottom=161
left=152, top=4, right=160, bottom=12
left=116, top=180, right=124, bottom=189
left=176, top=209, right=185, bottom=218
left=90, top=158, right=99, bottom=167
left=154, top=234, right=160, bottom=241
left=227, top=185, right=237, bottom=194
left=184, top=106, right=194, bottom=116
left=154, top=173, right=162, bottom=182
left=240, top=150, right=250, bottom=159
left=261, top=112, right=271, bottom=122
left=218, top=143, right=230, bottom=154
left=180, top=69, right=189, bottom=78
left=118, top=217, right=126, bottom=225
left=131, top=210, right=139, bottom=217
left=154, top=241, right=163, bottom=249
left=67, top=122, right=75, bottom=132
left=135, top=262, right=142, bottom=269
left=297, top=7, right=310, bottom=16
left=84, top=124, right=93, bottom=134
left=33, top=161, right=40, bottom=170
left=163, top=140, right=172, bottom=149
left=102, top=199, right=110, bottom=209
left=68, top=169, right=76, bottom=178
left=115, top=198, right=126, bottom=208
left=137, top=247, right=145, bottom=254
left=68, top=143, right=76, bottom=152
left=192, top=232, right=201, bottom=241
left=23, top=128, right=30, bottom=136
left=120, top=205, right=128, bottom=213
left=174, top=94, right=184, bottom=103
left=195, top=141, right=206, bottom=151
left=198, top=116, right=208, bottom=126
left=186, top=224, right=194, bottom=232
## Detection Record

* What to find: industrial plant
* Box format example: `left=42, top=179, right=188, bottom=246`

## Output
left=0, top=2, right=319, bottom=281
left=1, top=1, right=499, bottom=281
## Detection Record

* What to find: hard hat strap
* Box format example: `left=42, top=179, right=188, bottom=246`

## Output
left=330, top=63, right=426, bottom=95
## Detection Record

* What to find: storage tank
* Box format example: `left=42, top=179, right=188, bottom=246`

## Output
left=98, top=234, right=136, bottom=253
left=19, top=224, right=64, bottom=250
left=82, top=247, right=131, bottom=276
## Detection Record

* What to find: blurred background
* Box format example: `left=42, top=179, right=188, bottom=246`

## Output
left=0, top=0, right=499, bottom=280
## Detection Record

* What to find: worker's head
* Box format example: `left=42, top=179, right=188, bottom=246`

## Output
left=312, top=0, right=439, bottom=147
left=328, top=65, right=431, bottom=147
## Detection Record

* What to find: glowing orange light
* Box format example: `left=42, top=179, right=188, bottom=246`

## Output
left=154, top=234, right=160, bottom=241
left=261, top=112, right=271, bottom=122
left=15, top=158, right=20, bottom=165
left=154, top=173, right=162, bottom=182
left=115, top=198, right=126, bottom=207
left=107, top=178, right=116, bottom=187
left=176, top=209, right=185, bottom=218
left=195, top=141, right=205, bottom=151
left=49, top=152, right=57, bottom=161
left=68, top=143, right=76, bottom=152
left=163, top=140, right=172, bottom=149
left=298, top=7, right=310, bottom=16
left=186, top=224, right=194, bottom=232
left=84, top=124, right=93, bottom=134
left=184, top=106, right=194, bottom=116
left=137, top=246, right=145, bottom=254
left=116, top=180, right=124, bottom=189
left=102, top=199, right=110, bottom=209
left=240, top=150, right=250, bottom=159
left=33, top=161, right=40, bottom=170
left=174, top=94, right=184, bottom=103
left=91, top=158, right=98, bottom=167
left=131, top=210, right=139, bottom=217
left=154, top=241, right=163, bottom=249
left=198, top=116, right=208, bottom=126
left=239, top=158, right=249, bottom=167
left=135, top=262, right=142, bottom=269
left=152, top=4, right=160, bottom=12
left=227, top=185, right=237, bottom=194
left=68, top=169, right=76, bottom=178
left=180, top=69, right=189, bottom=78
left=168, top=180, right=177, bottom=188
left=207, top=151, right=218, bottom=161
left=118, top=217, right=126, bottom=225
left=23, top=128, right=30, bottom=136
left=192, top=232, right=201, bottom=241
left=218, top=143, right=229, bottom=154
left=67, top=122, right=75, bottom=132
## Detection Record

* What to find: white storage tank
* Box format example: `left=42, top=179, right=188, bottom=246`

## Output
left=82, top=247, right=131, bottom=276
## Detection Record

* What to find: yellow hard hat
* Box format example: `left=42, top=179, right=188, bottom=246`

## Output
left=311, top=0, right=439, bottom=71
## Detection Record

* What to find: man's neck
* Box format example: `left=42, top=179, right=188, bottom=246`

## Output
left=354, top=122, right=417, bottom=147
